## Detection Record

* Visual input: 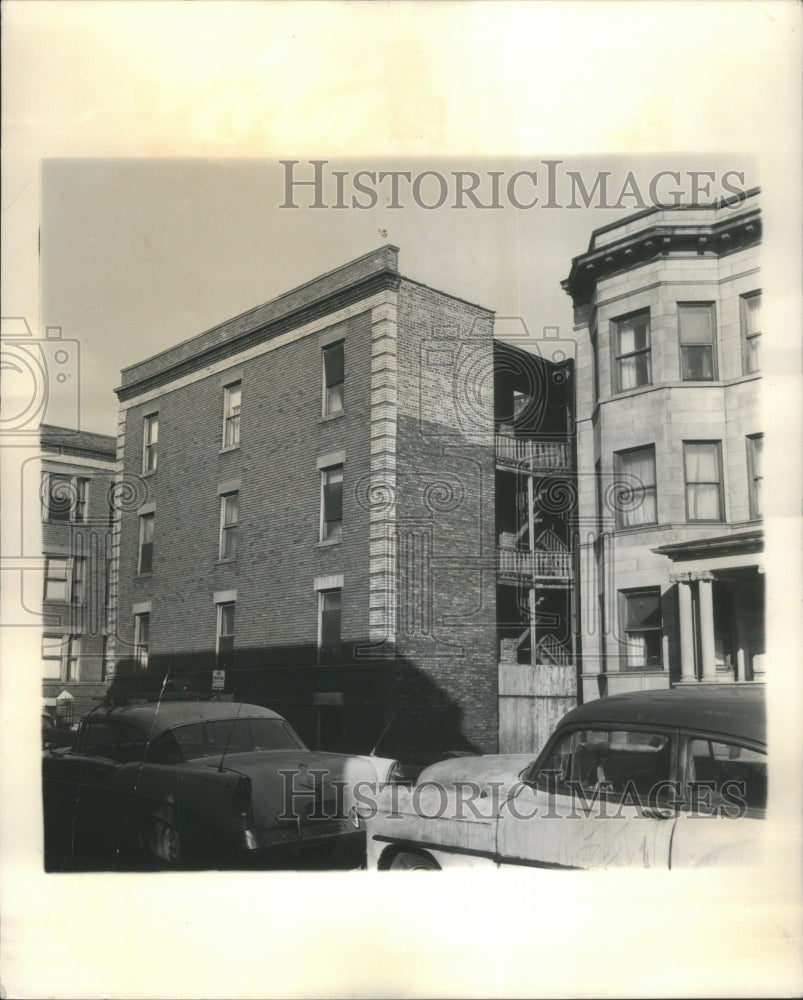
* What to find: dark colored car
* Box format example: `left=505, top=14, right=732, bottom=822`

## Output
left=43, top=699, right=399, bottom=869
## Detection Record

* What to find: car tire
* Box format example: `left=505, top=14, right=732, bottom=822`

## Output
left=388, top=850, right=440, bottom=871
left=148, top=820, right=181, bottom=867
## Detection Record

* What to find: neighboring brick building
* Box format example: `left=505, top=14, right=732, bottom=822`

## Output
left=110, top=247, right=576, bottom=760
left=563, top=190, right=764, bottom=701
left=41, top=424, right=116, bottom=724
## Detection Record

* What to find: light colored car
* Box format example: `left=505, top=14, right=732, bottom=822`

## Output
left=43, top=699, right=399, bottom=868
left=366, top=686, right=767, bottom=870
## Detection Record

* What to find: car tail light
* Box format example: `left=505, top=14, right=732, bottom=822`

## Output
left=231, top=776, right=252, bottom=817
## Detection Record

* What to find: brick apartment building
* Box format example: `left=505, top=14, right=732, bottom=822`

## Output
left=41, top=424, right=116, bottom=724
left=563, top=189, right=764, bottom=701
left=110, top=247, right=576, bottom=760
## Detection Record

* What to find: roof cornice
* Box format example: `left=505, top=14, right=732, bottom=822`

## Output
left=562, top=204, right=761, bottom=307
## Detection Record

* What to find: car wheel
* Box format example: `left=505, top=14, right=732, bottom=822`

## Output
left=388, top=850, right=440, bottom=871
left=148, top=820, right=181, bottom=867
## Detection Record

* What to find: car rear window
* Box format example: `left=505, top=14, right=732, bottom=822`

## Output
left=686, top=738, right=767, bottom=814
left=169, top=718, right=303, bottom=760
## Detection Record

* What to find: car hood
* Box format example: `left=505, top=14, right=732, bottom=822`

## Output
left=416, top=754, right=535, bottom=791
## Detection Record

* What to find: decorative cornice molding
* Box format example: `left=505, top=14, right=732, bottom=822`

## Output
left=562, top=208, right=761, bottom=307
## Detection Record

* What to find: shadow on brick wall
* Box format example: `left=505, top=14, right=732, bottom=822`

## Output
left=108, top=643, right=481, bottom=767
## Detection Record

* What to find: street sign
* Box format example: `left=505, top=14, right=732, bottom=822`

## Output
left=211, top=669, right=225, bottom=691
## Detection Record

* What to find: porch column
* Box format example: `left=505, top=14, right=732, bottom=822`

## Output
left=733, top=589, right=749, bottom=681
left=697, top=573, right=717, bottom=682
left=676, top=578, right=697, bottom=683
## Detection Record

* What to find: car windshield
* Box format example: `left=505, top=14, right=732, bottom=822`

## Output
left=168, top=718, right=303, bottom=760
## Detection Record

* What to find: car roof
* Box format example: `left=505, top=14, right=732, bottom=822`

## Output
left=555, top=686, right=765, bottom=746
left=84, top=701, right=286, bottom=740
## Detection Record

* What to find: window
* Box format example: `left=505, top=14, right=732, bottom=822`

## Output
left=219, top=493, right=238, bottom=560
left=134, top=612, right=149, bottom=668
left=590, top=319, right=600, bottom=403
left=78, top=721, right=147, bottom=764
left=70, top=557, right=86, bottom=605
left=685, top=738, right=767, bottom=815
left=684, top=442, right=723, bottom=521
left=143, top=414, right=158, bottom=473
left=138, top=513, right=154, bottom=574
left=322, top=341, right=344, bottom=416
left=318, top=589, right=342, bottom=663
left=534, top=728, right=671, bottom=803
left=612, top=310, right=651, bottom=392
left=614, top=446, right=657, bottom=528
left=620, top=589, right=662, bottom=669
left=747, top=435, right=763, bottom=519
left=740, top=291, right=761, bottom=374
left=216, top=602, right=235, bottom=668
left=678, top=303, right=717, bottom=380
left=222, top=382, right=241, bottom=449
left=42, top=474, right=88, bottom=522
left=41, top=635, right=64, bottom=679
left=43, top=556, right=69, bottom=601
left=320, top=465, right=343, bottom=542
left=41, top=635, right=80, bottom=681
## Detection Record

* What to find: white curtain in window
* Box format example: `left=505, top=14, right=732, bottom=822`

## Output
left=686, top=444, right=720, bottom=519
left=619, top=450, right=656, bottom=526
left=744, top=294, right=761, bottom=334
left=619, top=356, right=638, bottom=390
left=626, top=633, right=647, bottom=667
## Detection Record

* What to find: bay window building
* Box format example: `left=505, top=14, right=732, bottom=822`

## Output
left=563, top=189, right=764, bottom=699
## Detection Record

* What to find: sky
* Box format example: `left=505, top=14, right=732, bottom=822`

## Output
left=40, top=153, right=758, bottom=435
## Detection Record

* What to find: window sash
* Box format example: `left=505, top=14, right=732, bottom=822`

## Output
left=614, top=447, right=657, bottom=527
left=219, top=493, right=239, bottom=559
left=321, top=466, right=343, bottom=541
left=679, top=304, right=716, bottom=380
left=621, top=590, right=662, bottom=670
left=741, top=292, right=761, bottom=374
left=41, top=635, right=64, bottom=679
left=41, top=635, right=80, bottom=680
left=134, top=613, right=149, bottom=668
left=143, top=415, right=159, bottom=472
left=223, top=384, right=242, bottom=448
left=319, top=590, right=342, bottom=661
left=44, top=474, right=88, bottom=522
left=70, top=558, right=86, bottom=605
left=322, top=342, right=345, bottom=415
left=613, top=312, right=651, bottom=392
left=65, top=636, right=81, bottom=681
left=747, top=435, right=763, bottom=519
left=138, top=514, right=154, bottom=574
left=217, top=603, right=235, bottom=665
left=684, top=442, right=723, bottom=521
left=44, top=557, right=69, bottom=601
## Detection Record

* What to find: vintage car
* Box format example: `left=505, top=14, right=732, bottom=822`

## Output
left=43, top=699, right=400, bottom=868
left=365, top=686, right=767, bottom=870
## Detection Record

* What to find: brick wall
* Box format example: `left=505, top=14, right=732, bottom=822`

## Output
left=393, top=280, right=498, bottom=754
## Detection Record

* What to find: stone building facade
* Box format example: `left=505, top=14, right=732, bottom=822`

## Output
left=41, top=424, right=116, bottom=723
left=110, top=247, right=577, bottom=760
left=563, top=190, right=764, bottom=700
